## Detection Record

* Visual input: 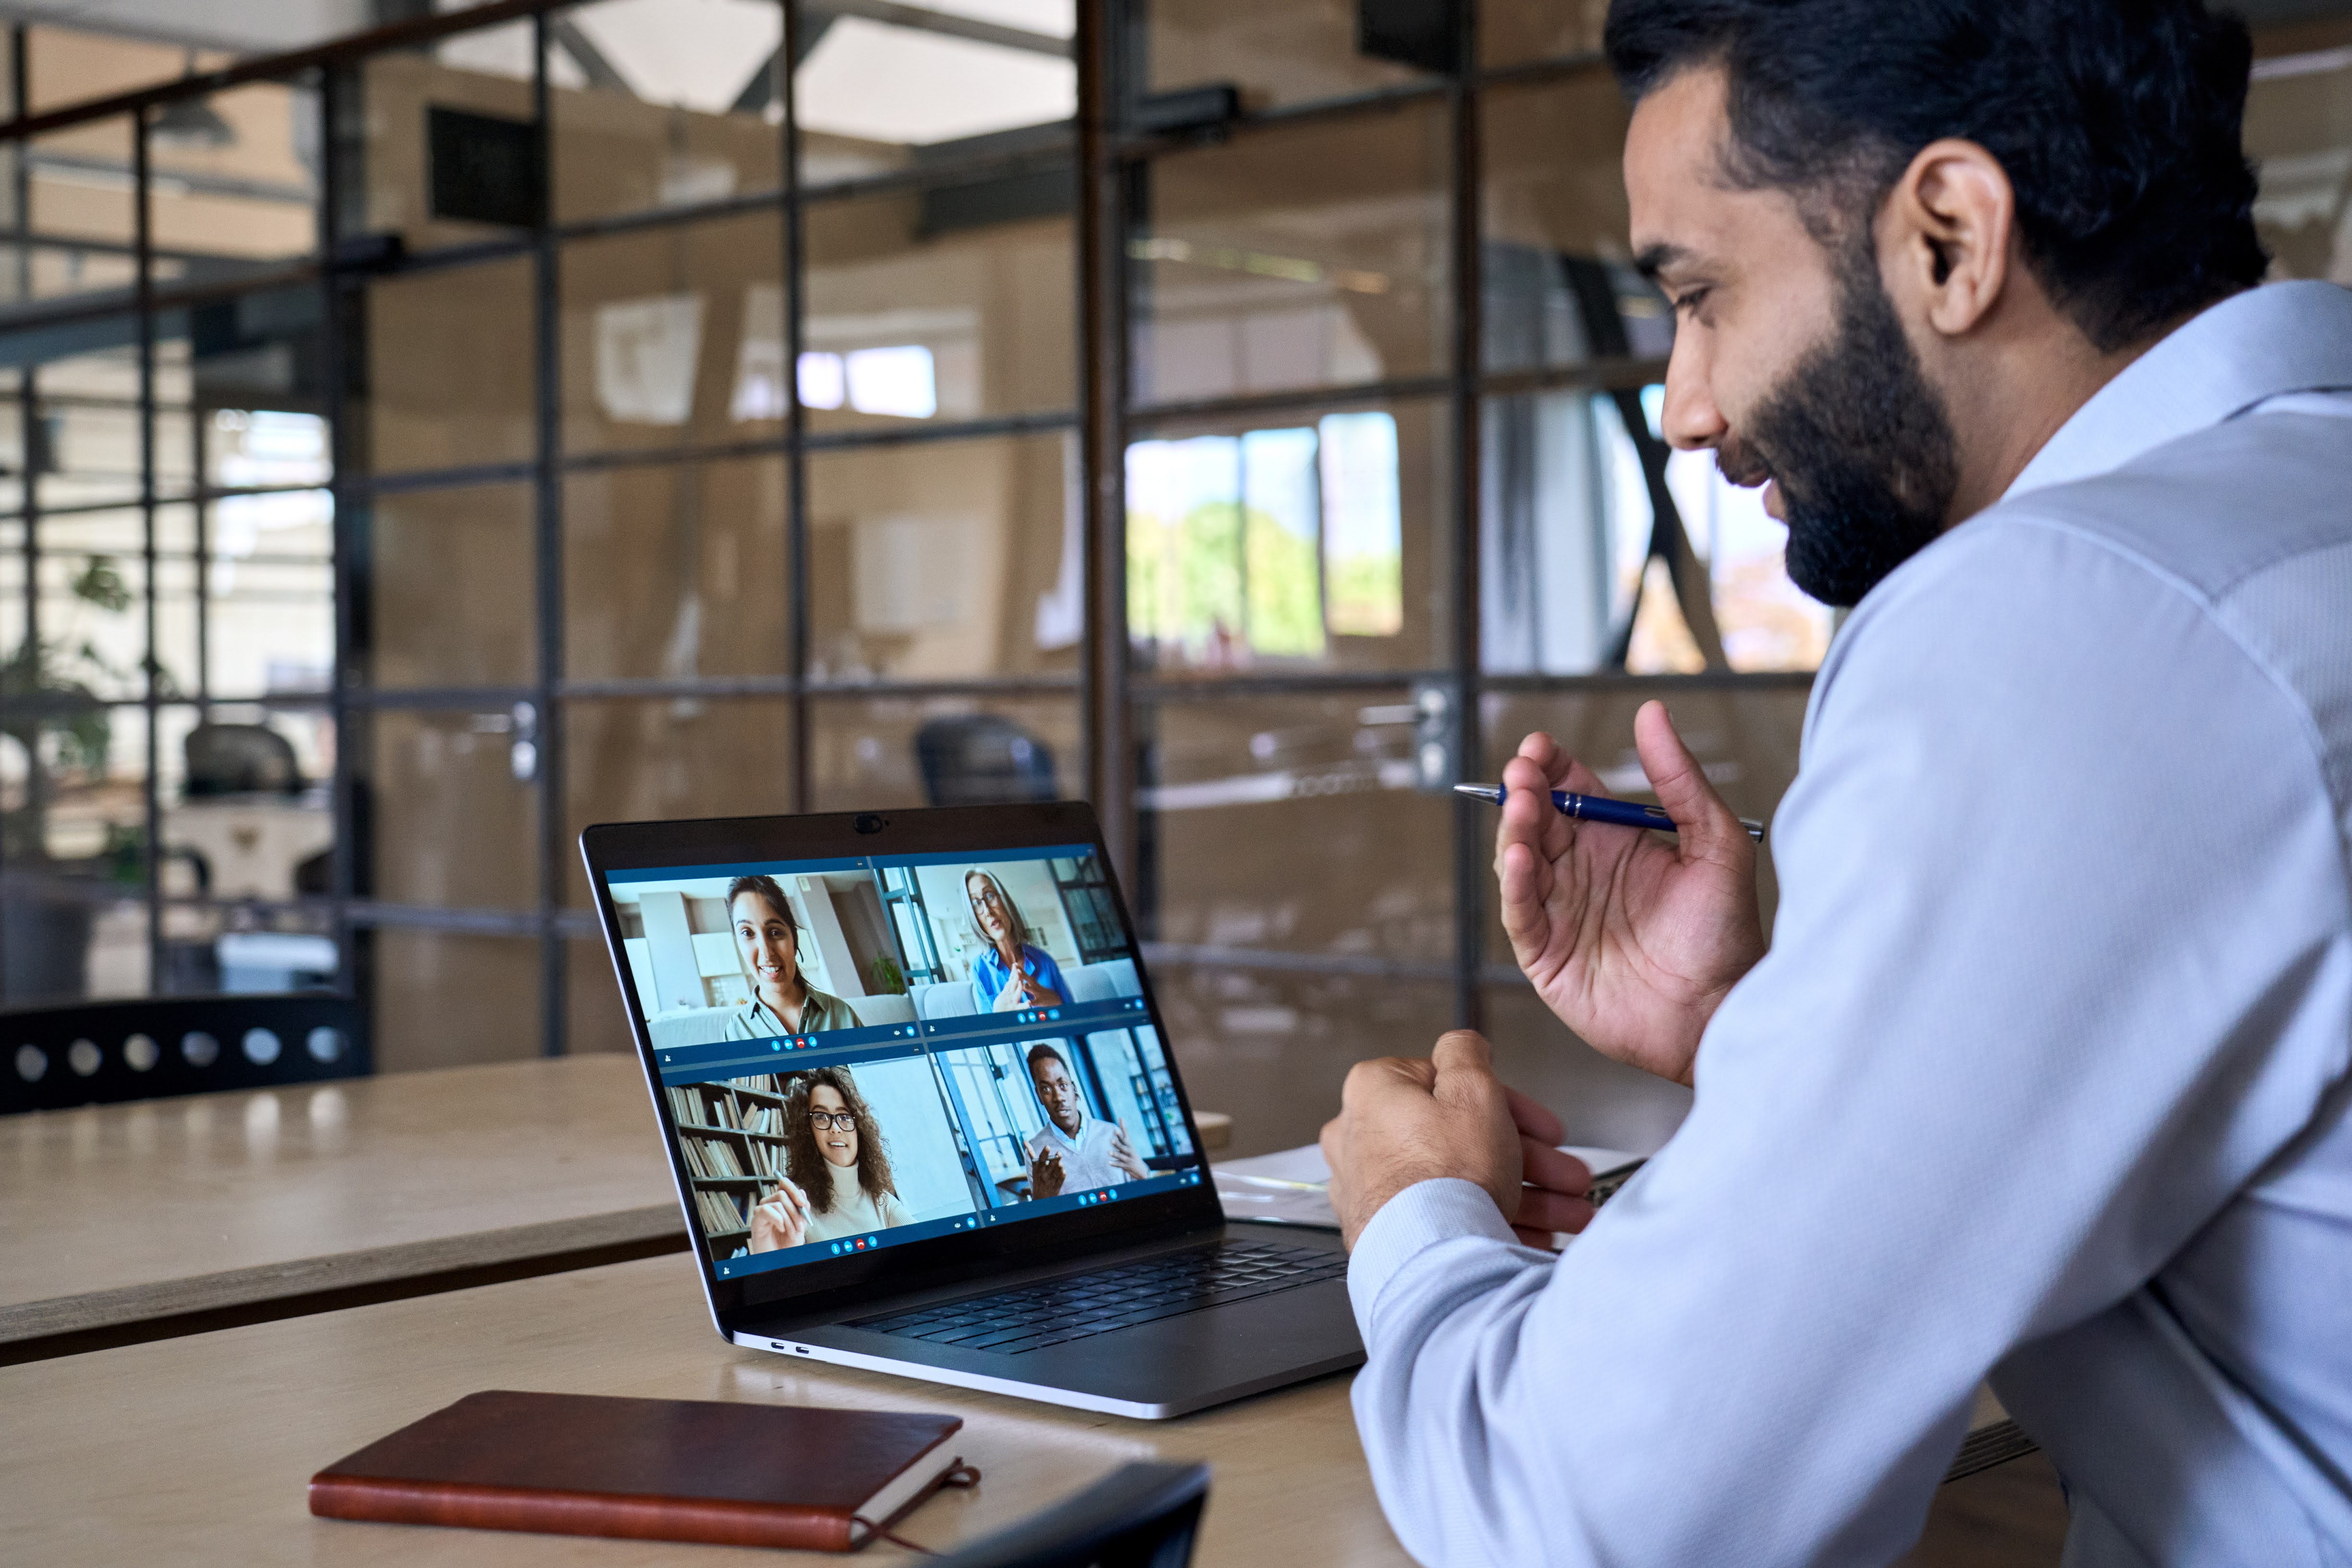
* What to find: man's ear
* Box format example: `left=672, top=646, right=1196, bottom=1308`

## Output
left=1882, top=138, right=2016, bottom=339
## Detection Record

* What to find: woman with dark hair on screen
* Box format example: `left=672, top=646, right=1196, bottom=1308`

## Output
left=964, top=868, right=1067, bottom=1013
left=724, top=874, right=856, bottom=1039
left=747, top=1066, right=913, bottom=1251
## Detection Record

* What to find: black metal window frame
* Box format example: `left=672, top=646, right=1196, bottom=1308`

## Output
left=0, top=0, right=1812, bottom=1052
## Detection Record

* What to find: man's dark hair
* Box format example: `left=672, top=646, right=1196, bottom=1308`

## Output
left=1605, top=0, right=2267, bottom=351
left=1026, top=1043, right=1069, bottom=1078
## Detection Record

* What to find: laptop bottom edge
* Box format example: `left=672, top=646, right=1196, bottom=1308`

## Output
left=734, top=1331, right=1364, bottom=1421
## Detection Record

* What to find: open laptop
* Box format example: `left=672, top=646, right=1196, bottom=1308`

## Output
left=581, top=800, right=1363, bottom=1419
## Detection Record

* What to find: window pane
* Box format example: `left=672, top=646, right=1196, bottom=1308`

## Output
left=197, top=413, right=337, bottom=700
left=561, top=211, right=783, bottom=456
left=34, top=509, right=146, bottom=703
left=804, top=174, right=1075, bottom=434
left=363, top=257, right=536, bottom=474
left=1, top=886, right=147, bottom=1005
left=1479, top=0, right=1608, bottom=69
left=1139, top=693, right=1453, bottom=959
left=794, top=0, right=1074, bottom=185
left=562, top=696, right=795, bottom=906
left=1127, top=398, right=1449, bottom=676
left=1484, top=384, right=1832, bottom=676
left=361, top=21, right=542, bottom=252
left=26, top=24, right=200, bottom=113
left=23, top=118, right=138, bottom=308
left=369, top=483, right=535, bottom=688
left=1479, top=389, right=1647, bottom=675
left=808, top=693, right=1078, bottom=811
left=551, top=0, right=785, bottom=225
left=1132, top=104, right=1450, bottom=406
left=2247, top=24, right=2352, bottom=285
left=1481, top=72, right=1672, bottom=377
left=805, top=428, right=1078, bottom=681
left=1665, top=443, right=1835, bottom=672
left=372, top=929, right=541, bottom=1071
left=1148, top=964, right=1453, bottom=1155
left=160, top=702, right=337, bottom=991
left=27, top=337, right=144, bottom=514
left=148, top=81, right=322, bottom=271
left=565, top=456, right=788, bottom=680
left=568, top=934, right=640, bottom=1057
left=364, top=708, right=541, bottom=910
left=1143, top=0, right=1435, bottom=114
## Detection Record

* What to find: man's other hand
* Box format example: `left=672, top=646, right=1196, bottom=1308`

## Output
left=1498, top=701, right=1765, bottom=1087
left=1109, top=1124, right=1149, bottom=1180
left=1321, top=1033, right=1595, bottom=1249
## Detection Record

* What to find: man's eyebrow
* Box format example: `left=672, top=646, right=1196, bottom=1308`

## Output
left=1633, top=242, right=1692, bottom=282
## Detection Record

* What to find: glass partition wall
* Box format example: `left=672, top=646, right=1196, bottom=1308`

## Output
left=3, top=2, right=2344, bottom=1149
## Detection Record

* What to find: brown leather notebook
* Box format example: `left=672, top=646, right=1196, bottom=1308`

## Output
left=310, top=1390, right=966, bottom=1551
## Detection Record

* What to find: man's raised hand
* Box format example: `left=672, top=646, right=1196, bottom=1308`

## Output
left=1497, top=701, right=1764, bottom=1086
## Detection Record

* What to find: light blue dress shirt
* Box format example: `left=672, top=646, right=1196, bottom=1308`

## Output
left=1347, top=281, right=2352, bottom=1568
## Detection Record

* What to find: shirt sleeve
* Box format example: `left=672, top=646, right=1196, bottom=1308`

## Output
left=1346, top=517, right=2351, bottom=1567
left=1028, top=947, right=1070, bottom=998
left=970, top=951, right=1004, bottom=1008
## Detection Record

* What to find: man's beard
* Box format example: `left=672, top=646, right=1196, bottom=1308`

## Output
left=1717, top=243, right=1960, bottom=608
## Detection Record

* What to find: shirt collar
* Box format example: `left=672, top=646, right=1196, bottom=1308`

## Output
left=2004, top=281, right=2352, bottom=503
left=1038, top=1110, right=1091, bottom=1147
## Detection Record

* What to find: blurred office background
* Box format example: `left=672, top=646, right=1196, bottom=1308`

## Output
left=0, top=0, right=2344, bottom=1155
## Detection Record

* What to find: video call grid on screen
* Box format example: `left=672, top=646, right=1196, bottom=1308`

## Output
left=606, top=845, right=1203, bottom=1279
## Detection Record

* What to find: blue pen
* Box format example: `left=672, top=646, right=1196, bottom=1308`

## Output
left=1453, top=782, right=1767, bottom=841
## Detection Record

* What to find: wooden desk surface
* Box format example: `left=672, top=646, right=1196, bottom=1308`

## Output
left=0, top=1055, right=682, bottom=1349
left=0, top=1252, right=1412, bottom=1568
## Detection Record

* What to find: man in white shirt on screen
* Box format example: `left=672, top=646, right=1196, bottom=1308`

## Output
left=1318, top=0, right=2352, bottom=1564
left=1022, top=1043, right=1148, bottom=1198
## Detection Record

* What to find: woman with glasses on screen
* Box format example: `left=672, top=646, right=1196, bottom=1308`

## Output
left=723, top=874, right=856, bottom=1040
left=748, top=1067, right=912, bottom=1251
left=965, top=869, right=1068, bottom=1013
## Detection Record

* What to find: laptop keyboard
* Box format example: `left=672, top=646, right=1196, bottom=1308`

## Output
left=848, top=1239, right=1348, bottom=1357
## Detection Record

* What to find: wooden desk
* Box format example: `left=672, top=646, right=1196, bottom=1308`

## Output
left=0, top=1252, right=1412, bottom=1567
left=0, top=1055, right=684, bottom=1359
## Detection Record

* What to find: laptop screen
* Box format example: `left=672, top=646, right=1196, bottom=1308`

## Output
left=606, top=842, right=1205, bottom=1285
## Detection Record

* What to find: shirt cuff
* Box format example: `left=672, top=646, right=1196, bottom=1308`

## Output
left=1346, top=1177, right=1520, bottom=1329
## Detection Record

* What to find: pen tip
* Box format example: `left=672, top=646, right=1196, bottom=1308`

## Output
left=1451, top=783, right=1494, bottom=800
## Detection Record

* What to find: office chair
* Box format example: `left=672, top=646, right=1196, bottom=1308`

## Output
left=914, top=714, right=1059, bottom=807
left=183, top=722, right=304, bottom=798
left=1, top=992, right=368, bottom=1115
left=930, top=1462, right=1210, bottom=1568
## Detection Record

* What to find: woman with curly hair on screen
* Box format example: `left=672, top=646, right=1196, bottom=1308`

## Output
left=746, top=1066, right=912, bottom=1251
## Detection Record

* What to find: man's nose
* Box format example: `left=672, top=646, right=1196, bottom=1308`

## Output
left=1659, top=332, right=1727, bottom=452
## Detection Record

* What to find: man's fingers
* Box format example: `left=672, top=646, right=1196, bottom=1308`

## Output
left=1504, top=1086, right=1565, bottom=1146
left=1514, top=1188, right=1596, bottom=1236
left=1520, top=1135, right=1590, bottom=1196
left=1632, top=700, right=1750, bottom=868
left=1340, top=1054, right=1440, bottom=1111
left=1431, top=1030, right=1493, bottom=1076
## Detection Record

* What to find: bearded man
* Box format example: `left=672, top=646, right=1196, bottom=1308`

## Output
left=1319, top=2, right=2352, bottom=1564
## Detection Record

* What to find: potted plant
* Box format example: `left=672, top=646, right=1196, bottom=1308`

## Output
left=1, top=554, right=138, bottom=1000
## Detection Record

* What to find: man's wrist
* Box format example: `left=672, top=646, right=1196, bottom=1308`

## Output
left=1345, top=1178, right=1522, bottom=1329
left=1339, top=1162, right=1510, bottom=1244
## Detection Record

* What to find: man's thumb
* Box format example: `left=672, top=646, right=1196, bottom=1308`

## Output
left=1431, top=1029, right=1494, bottom=1077
left=1633, top=700, right=1743, bottom=862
